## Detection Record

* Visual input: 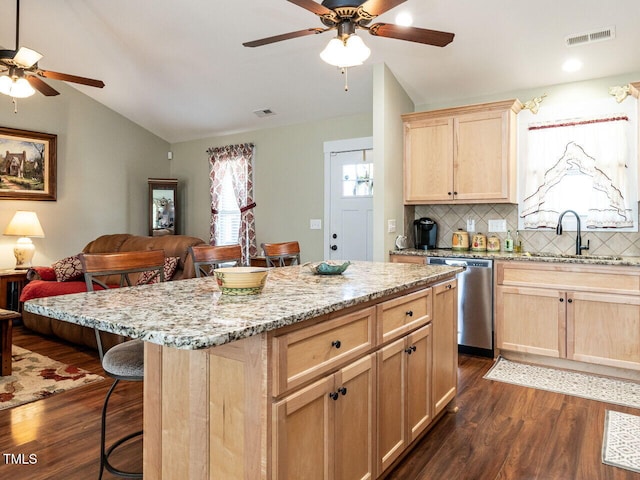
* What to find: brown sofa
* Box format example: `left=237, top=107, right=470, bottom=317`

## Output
left=21, top=233, right=206, bottom=350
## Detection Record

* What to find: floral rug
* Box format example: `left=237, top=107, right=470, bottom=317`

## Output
left=483, top=357, right=640, bottom=409
left=0, top=345, right=104, bottom=410
left=602, top=410, right=640, bottom=473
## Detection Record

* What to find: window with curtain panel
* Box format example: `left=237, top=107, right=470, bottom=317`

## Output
left=207, top=143, right=257, bottom=265
left=517, top=97, right=638, bottom=232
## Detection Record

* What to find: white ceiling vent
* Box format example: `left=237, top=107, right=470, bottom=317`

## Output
left=565, top=26, right=615, bottom=47
left=253, top=108, right=276, bottom=118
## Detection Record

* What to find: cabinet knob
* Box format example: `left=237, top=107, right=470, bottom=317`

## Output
left=446, top=284, right=452, bottom=289
left=337, top=387, right=347, bottom=396
left=559, top=298, right=564, bottom=303
left=447, top=192, right=452, bottom=196
left=567, top=298, right=573, bottom=303
left=331, top=340, right=342, bottom=349
left=406, top=310, right=414, bottom=317
left=329, top=392, right=339, bottom=401
left=405, top=345, right=417, bottom=354
left=453, top=191, right=458, bottom=195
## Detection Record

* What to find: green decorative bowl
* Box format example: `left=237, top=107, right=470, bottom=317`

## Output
left=306, top=261, right=351, bottom=275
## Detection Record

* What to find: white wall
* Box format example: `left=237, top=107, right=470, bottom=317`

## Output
left=170, top=112, right=373, bottom=263
left=0, top=82, right=170, bottom=269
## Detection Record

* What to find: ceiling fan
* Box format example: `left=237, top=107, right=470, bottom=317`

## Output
left=0, top=0, right=104, bottom=101
left=243, top=0, right=455, bottom=67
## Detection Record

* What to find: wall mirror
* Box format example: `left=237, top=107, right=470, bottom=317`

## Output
left=148, top=178, right=178, bottom=236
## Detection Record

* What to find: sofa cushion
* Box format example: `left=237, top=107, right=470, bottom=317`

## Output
left=137, top=256, right=179, bottom=285
left=52, top=254, right=84, bottom=282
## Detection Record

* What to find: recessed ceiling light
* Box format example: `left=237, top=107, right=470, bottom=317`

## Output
left=562, top=58, right=583, bottom=72
left=395, top=12, right=413, bottom=27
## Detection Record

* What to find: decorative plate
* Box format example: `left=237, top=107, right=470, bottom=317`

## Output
left=306, top=261, right=351, bottom=275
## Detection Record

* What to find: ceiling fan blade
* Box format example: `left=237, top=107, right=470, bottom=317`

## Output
left=368, top=23, right=454, bottom=47
left=359, top=0, right=407, bottom=17
left=243, top=28, right=326, bottom=47
left=287, top=0, right=335, bottom=16
left=39, top=70, right=105, bottom=88
left=14, top=47, right=43, bottom=68
left=27, top=75, right=59, bottom=96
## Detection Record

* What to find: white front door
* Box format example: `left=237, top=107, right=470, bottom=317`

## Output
left=328, top=149, right=374, bottom=261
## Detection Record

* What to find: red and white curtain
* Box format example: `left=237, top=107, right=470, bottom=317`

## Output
left=207, top=143, right=257, bottom=264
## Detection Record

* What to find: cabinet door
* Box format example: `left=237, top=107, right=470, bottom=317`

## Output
left=432, top=279, right=457, bottom=416
left=454, top=109, right=512, bottom=202
left=403, top=117, right=454, bottom=203
left=496, top=285, right=566, bottom=358
left=334, top=354, right=375, bottom=480
left=273, top=376, right=334, bottom=480
left=406, top=324, right=433, bottom=443
left=567, top=291, right=640, bottom=370
left=376, top=337, right=406, bottom=473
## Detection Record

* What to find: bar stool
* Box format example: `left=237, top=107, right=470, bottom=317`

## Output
left=188, top=244, right=242, bottom=277
left=261, top=241, right=301, bottom=267
left=80, top=250, right=166, bottom=480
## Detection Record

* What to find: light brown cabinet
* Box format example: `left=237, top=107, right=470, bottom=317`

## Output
left=377, top=323, right=432, bottom=473
left=272, top=354, right=375, bottom=480
left=432, top=278, right=458, bottom=416
left=402, top=99, right=521, bottom=204
left=496, top=261, right=640, bottom=371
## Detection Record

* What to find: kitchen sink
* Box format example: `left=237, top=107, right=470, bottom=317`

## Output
left=523, top=252, right=623, bottom=261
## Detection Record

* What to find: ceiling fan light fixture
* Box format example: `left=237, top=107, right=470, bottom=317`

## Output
left=0, top=74, right=35, bottom=98
left=320, top=34, right=371, bottom=68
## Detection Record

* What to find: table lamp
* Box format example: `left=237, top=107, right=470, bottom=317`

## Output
left=3, top=211, right=45, bottom=269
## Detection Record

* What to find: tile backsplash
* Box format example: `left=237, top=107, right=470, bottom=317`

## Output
left=406, top=204, right=640, bottom=257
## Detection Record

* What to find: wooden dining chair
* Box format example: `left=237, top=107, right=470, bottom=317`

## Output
left=189, top=244, right=242, bottom=277
left=80, top=250, right=166, bottom=480
left=261, top=241, right=301, bottom=267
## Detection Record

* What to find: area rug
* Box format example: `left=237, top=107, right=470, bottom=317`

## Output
left=0, top=345, right=104, bottom=410
left=483, top=357, right=640, bottom=409
left=602, top=410, right=640, bottom=473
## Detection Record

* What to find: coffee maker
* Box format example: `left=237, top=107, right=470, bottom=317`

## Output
left=414, top=217, right=438, bottom=250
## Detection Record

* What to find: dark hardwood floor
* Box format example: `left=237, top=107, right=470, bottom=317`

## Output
left=2, top=326, right=639, bottom=479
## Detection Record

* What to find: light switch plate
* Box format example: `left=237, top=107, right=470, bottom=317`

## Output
left=310, top=219, right=322, bottom=230
left=466, top=218, right=475, bottom=232
left=387, top=219, right=397, bottom=233
left=488, top=219, right=507, bottom=232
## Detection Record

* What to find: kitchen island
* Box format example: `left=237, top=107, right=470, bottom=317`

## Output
left=24, top=261, right=462, bottom=480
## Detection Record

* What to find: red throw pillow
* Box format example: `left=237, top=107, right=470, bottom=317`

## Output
left=52, top=255, right=84, bottom=282
left=137, top=256, right=179, bottom=285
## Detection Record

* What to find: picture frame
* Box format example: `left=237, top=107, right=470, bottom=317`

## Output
left=0, top=127, right=57, bottom=201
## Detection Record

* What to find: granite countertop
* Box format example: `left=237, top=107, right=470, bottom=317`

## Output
left=24, top=261, right=462, bottom=350
left=390, top=248, right=640, bottom=267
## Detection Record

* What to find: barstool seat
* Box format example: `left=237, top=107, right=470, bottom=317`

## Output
left=102, top=340, right=144, bottom=380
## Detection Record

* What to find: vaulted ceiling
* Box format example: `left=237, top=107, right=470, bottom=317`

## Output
left=1, top=0, right=639, bottom=143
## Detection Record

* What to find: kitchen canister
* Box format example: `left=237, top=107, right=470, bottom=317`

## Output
left=487, top=234, right=501, bottom=252
left=471, top=232, right=487, bottom=251
left=452, top=229, right=470, bottom=250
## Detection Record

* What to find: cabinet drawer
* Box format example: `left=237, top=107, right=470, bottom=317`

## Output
left=377, top=288, right=432, bottom=344
left=497, top=262, right=640, bottom=295
left=272, top=307, right=375, bottom=396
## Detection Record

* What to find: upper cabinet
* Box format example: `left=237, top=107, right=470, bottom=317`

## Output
left=402, top=99, right=522, bottom=204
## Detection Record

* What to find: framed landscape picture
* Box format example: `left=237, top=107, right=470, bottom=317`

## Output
left=0, top=127, right=57, bottom=201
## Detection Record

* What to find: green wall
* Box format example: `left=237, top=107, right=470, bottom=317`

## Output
left=170, top=112, right=373, bottom=263
left=0, top=82, right=170, bottom=269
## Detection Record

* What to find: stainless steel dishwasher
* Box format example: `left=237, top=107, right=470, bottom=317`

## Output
left=426, top=257, right=494, bottom=357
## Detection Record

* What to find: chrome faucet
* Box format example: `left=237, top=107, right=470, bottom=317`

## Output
left=556, top=210, right=590, bottom=255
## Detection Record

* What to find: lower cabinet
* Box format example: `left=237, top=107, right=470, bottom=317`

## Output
left=496, top=261, right=640, bottom=371
left=432, top=278, right=458, bottom=416
left=377, top=323, right=432, bottom=473
left=272, top=354, right=375, bottom=480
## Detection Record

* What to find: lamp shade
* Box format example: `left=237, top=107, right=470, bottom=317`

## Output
left=0, top=75, right=36, bottom=98
left=4, top=211, right=45, bottom=237
left=320, top=34, right=371, bottom=68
